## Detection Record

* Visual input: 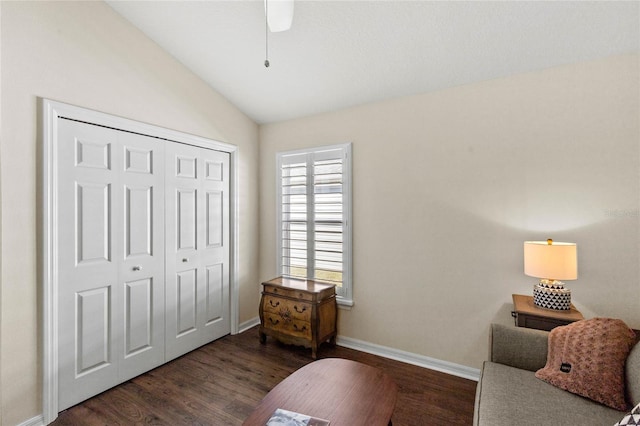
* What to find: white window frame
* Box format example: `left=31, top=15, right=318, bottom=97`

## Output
left=276, top=143, right=353, bottom=307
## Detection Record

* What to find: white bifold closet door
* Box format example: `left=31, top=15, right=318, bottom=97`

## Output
left=56, top=118, right=230, bottom=411
left=164, top=142, right=230, bottom=361
left=57, top=118, right=167, bottom=410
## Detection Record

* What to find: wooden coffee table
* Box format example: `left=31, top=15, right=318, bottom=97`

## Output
left=243, top=358, right=398, bottom=426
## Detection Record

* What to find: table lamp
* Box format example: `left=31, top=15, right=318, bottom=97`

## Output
left=524, top=239, right=577, bottom=310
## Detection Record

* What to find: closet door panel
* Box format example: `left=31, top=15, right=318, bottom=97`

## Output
left=206, top=190, right=223, bottom=248
left=165, top=143, right=203, bottom=360
left=176, top=268, right=198, bottom=335
left=177, top=189, right=198, bottom=250
left=75, top=286, right=111, bottom=374
left=165, top=144, right=230, bottom=360
left=57, top=120, right=120, bottom=411
left=205, top=263, right=224, bottom=325
left=124, top=278, right=153, bottom=355
left=124, top=185, right=153, bottom=258
left=76, top=182, right=112, bottom=263
left=118, top=132, right=165, bottom=381
left=198, top=149, right=230, bottom=344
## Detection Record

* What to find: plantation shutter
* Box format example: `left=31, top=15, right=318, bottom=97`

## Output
left=280, top=153, right=309, bottom=279
left=277, top=144, right=352, bottom=303
left=313, top=150, right=344, bottom=287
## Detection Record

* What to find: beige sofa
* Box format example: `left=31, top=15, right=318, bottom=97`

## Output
left=473, top=324, right=640, bottom=426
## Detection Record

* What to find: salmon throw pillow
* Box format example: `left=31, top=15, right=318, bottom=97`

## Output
left=535, top=318, right=636, bottom=411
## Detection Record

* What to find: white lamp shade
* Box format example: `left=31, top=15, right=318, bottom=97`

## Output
left=524, top=241, right=577, bottom=281
left=265, top=0, right=294, bottom=32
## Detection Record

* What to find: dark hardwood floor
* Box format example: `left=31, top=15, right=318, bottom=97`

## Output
left=52, top=326, right=477, bottom=425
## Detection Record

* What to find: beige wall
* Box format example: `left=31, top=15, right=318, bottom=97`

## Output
left=260, top=54, right=640, bottom=370
left=0, top=2, right=259, bottom=424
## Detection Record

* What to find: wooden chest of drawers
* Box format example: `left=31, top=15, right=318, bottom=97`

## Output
left=259, top=277, right=337, bottom=359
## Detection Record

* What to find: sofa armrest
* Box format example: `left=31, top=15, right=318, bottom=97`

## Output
left=490, top=323, right=549, bottom=372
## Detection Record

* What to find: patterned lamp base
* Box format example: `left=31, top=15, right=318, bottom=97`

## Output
left=533, top=280, right=571, bottom=311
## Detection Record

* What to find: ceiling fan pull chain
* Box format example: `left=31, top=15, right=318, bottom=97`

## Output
left=264, top=0, right=270, bottom=67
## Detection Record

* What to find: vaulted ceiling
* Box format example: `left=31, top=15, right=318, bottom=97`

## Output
left=106, top=1, right=639, bottom=124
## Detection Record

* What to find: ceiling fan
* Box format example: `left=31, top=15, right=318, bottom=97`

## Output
left=264, top=0, right=294, bottom=67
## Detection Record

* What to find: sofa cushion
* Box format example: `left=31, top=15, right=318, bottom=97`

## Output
left=474, top=362, right=623, bottom=426
left=535, top=318, right=635, bottom=411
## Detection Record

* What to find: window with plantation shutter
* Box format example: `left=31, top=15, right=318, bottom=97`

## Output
left=276, top=143, right=353, bottom=306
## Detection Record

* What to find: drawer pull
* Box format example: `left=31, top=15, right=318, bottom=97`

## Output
left=278, top=308, right=292, bottom=322
left=294, top=305, right=307, bottom=314
left=293, top=324, right=308, bottom=332
left=268, top=317, right=280, bottom=325
left=269, top=300, right=280, bottom=308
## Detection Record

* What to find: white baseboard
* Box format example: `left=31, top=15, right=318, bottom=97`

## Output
left=237, top=316, right=260, bottom=334
left=336, top=335, right=480, bottom=381
left=235, top=319, right=479, bottom=381
left=17, top=415, right=44, bottom=426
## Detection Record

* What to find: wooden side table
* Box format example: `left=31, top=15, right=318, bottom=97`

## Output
left=512, top=294, right=584, bottom=331
left=259, top=277, right=337, bottom=358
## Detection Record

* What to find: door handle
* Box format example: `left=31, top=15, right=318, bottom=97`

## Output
left=182, top=258, right=189, bottom=263
left=132, top=266, right=142, bottom=271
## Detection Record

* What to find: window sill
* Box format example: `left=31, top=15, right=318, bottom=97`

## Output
left=337, top=297, right=354, bottom=310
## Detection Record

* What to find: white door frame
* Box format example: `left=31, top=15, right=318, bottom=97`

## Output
left=40, top=98, right=240, bottom=424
